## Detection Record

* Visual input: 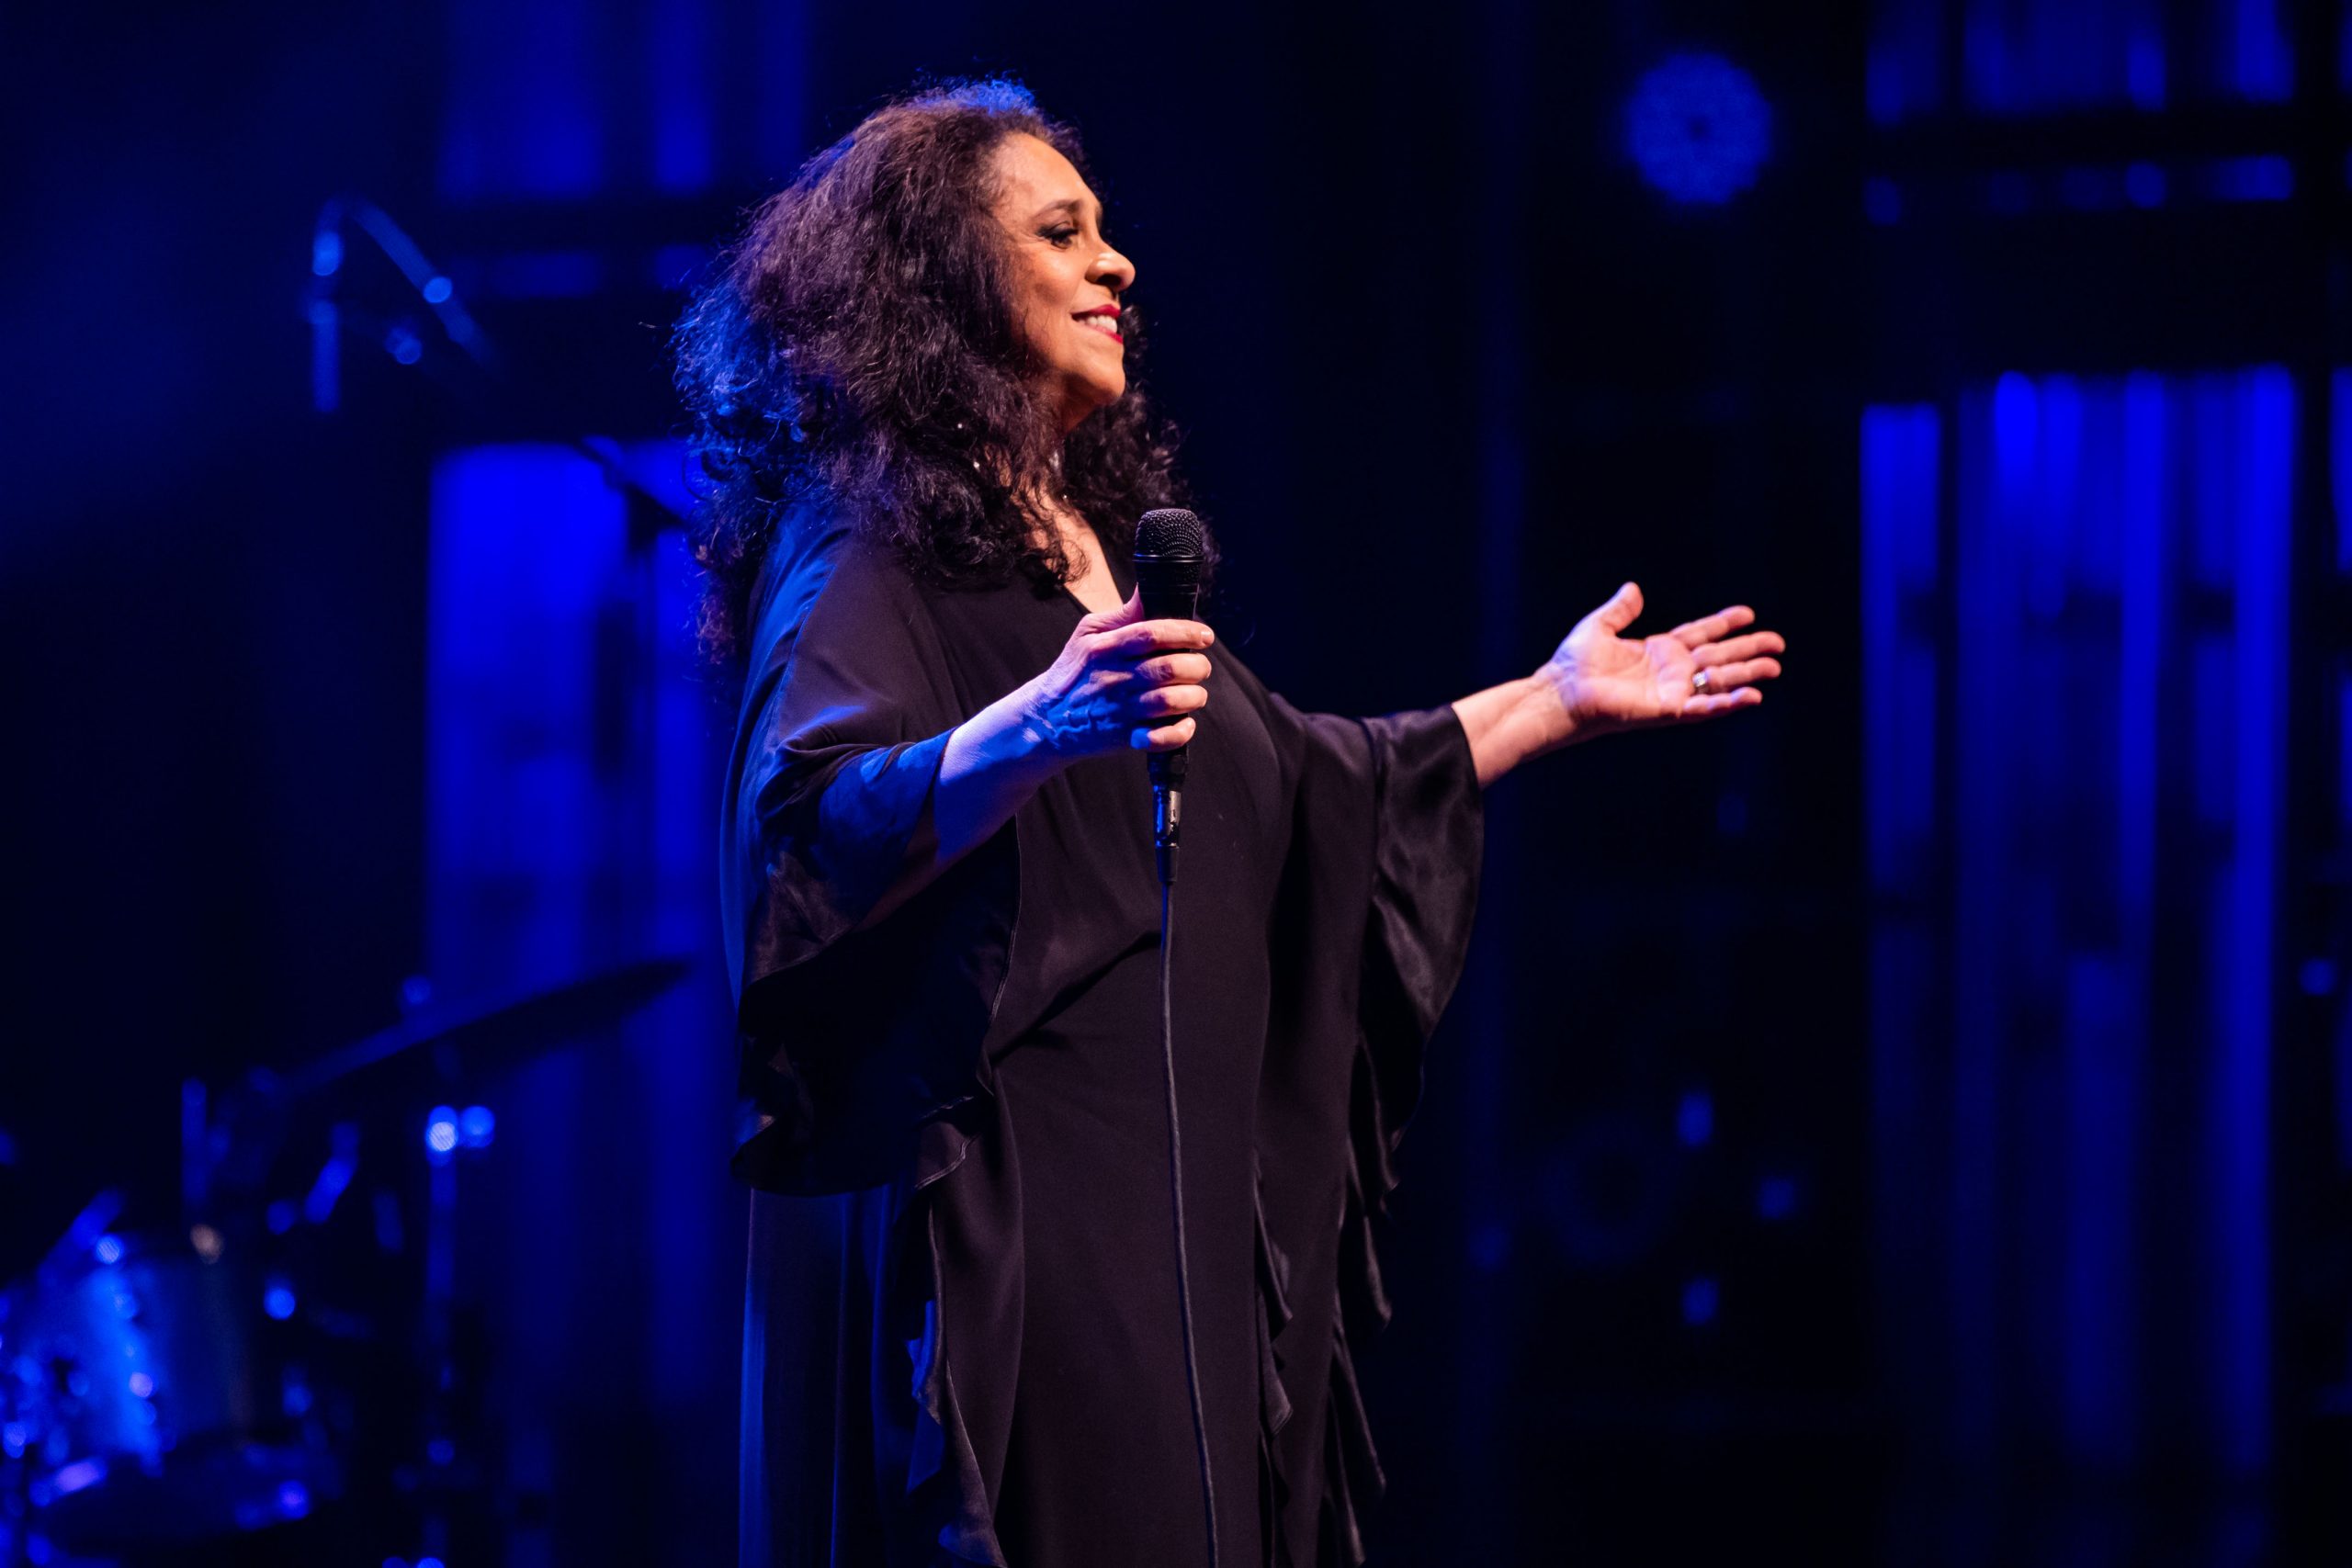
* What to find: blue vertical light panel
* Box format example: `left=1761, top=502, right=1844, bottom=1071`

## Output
left=1868, top=0, right=1947, bottom=123
left=2211, top=369, right=2289, bottom=1474
left=649, top=0, right=716, bottom=193
left=1859, top=410, right=1941, bottom=878
left=440, top=0, right=606, bottom=199
left=429, top=445, right=737, bottom=1562
left=439, top=0, right=804, bottom=199
left=1864, top=367, right=2290, bottom=1480
left=1860, top=403, right=1943, bottom=1446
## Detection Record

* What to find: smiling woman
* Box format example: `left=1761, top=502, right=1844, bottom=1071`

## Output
left=675, top=76, right=1781, bottom=1568
left=989, top=135, right=1135, bottom=420
left=672, top=81, right=1184, bottom=667
left=985, top=131, right=1140, bottom=614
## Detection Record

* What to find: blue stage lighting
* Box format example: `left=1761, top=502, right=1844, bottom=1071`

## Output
left=94, top=1234, right=124, bottom=1266
left=422, top=276, right=454, bottom=304
left=1625, top=53, right=1771, bottom=205
left=1758, top=1175, right=1799, bottom=1221
left=1676, top=1090, right=1713, bottom=1147
left=1681, top=1275, right=1720, bottom=1326
left=51, top=1459, right=106, bottom=1497
left=2207, top=154, right=2292, bottom=202
left=459, top=1104, right=496, bottom=1149
left=425, top=1106, right=459, bottom=1156
left=264, top=1282, right=297, bottom=1321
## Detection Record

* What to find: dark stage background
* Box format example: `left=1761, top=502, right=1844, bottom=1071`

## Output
left=5, top=2, right=2348, bottom=1564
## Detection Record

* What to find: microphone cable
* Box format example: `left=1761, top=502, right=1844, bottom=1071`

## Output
left=1135, top=506, right=1219, bottom=1568
left=1157, top=870, right=1219, bottom=1568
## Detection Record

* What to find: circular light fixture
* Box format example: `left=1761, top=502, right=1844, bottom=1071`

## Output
left=1626, top=52, right=1772, bottom=206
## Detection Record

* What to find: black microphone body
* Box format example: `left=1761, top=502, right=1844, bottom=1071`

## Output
left=1133, top=509, right=1208, bottom=886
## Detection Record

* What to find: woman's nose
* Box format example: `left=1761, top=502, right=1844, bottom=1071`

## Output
left=1091, top=244, right=1135, bottom=293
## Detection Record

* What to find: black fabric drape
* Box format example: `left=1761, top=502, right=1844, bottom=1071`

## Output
left=726, top=515, right=1482, bottom=1568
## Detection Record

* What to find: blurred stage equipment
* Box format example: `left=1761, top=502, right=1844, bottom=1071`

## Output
left=307, top=193, right=684, bottom=536
left=1, top=1207, right=337, bottom=1551
left=0, top=960, right=688, bottom=1563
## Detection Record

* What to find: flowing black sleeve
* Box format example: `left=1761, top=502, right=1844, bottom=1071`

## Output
left=1249, top=688, right=1486, bottom=1566
left=1290, top=700, right=1484, bottom=1304
left=719, top=523, right=1017, bottom=1196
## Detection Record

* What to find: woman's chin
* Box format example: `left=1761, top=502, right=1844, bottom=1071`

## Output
left=1058, top=379, right=1125, bottom=432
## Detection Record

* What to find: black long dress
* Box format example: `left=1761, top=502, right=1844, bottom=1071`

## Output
left=724, top=513, right=1482, bottom=1568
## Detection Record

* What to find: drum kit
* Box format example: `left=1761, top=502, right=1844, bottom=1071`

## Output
left=0, top=959, right=692, bottom=1565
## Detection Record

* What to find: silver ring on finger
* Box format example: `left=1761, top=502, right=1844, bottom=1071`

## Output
left=1691, top=669, right=1713, bottom=694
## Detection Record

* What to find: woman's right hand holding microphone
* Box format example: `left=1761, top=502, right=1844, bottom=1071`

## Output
left=1016, top=590, right=1214, bottom=759
left=933, top=590, right=1212, bottom=861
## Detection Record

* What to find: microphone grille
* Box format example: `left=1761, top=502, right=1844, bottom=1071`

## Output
left=1136, top=507, right=1204, bottom=559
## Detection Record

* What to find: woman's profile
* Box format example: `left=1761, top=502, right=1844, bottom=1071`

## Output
left=673, top=77, right=1784, bottom=1568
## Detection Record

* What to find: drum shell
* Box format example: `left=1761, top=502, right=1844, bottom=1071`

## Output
left=8, top=1233, right=335, bottom=1548
left=11, top=1244, right=259, bottom=1468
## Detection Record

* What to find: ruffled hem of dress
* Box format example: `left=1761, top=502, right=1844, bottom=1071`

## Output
left=902, top=1122, right=1008, bottom=1567
left=1263, top=706, right=1483, bottom=1567
left=1253, top=1184, right=1296, bottom=1565
left=1256, top=1039, right=1416, bottom=1568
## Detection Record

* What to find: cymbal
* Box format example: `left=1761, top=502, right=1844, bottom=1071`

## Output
left=273, top=955, right=698, bottom=1100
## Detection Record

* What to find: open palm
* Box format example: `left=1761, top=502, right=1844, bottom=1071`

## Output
left=1546, top=581, right=1784, bottom=735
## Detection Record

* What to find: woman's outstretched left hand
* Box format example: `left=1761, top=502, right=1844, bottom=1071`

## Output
left=1453, top=581, right=1787, bottom=785
left=1543, top=581, right=1784, bottom=737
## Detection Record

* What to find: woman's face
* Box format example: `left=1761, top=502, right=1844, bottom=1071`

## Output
left=989, top=132, right=1135, bottom=434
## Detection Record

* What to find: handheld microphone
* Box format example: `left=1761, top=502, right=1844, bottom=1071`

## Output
left=1133, top=508, right=1207, bottom=886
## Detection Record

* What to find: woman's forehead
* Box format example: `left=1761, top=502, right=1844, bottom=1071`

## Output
left=992, top=132, right=1098, bottom=218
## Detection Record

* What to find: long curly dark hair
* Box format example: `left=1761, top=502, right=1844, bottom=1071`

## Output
left=673, top=78, right=1193, bottom=664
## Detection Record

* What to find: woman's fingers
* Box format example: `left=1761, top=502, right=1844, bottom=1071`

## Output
left=1133, top=716, right=1198, bottom=751
left=1075, top=589, right=1148, bottom=637
left=1679, top=687, right=1765, bottom=718
left=1134, top=682, right=1209, bottom=717
left=1131, top=651, right=1215, bottom=684
left=1666, top=604, right=1756, bottom=647
left=1693, top=656, right=1782, bottom=691
left=1037, top=605, right=1217, bottom=762
left=1589, top=581, right=1645, bottom=635
left=1091, top=618, right=1215, bottom=659
left=1690, top=631, right=1785, bottom=667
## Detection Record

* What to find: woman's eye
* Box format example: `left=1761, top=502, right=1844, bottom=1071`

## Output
left=1043, top=225, right=1078, bottom=246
